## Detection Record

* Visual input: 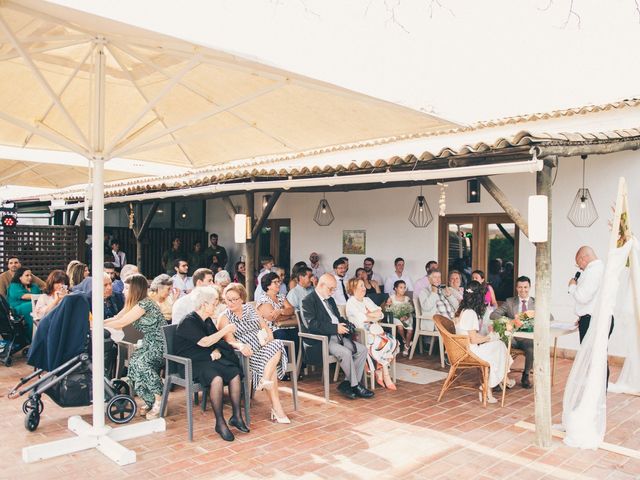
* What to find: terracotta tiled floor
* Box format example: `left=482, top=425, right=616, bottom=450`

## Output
left=1, top=351, right=639, bottom=479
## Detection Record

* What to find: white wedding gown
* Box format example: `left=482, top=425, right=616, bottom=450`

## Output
left=562, top=237, right=638, bottom=449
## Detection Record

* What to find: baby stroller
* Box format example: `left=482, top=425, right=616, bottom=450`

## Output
left=8, top=293, right=136, bottom=431
left=0, top=295, right=29, bottom=366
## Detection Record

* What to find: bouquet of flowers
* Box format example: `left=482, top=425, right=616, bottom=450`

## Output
left=385, top=302, right=414, bottom=329
left=518, top=310, right=535, bottom=332
left=491, top=316, right=517, bottom=344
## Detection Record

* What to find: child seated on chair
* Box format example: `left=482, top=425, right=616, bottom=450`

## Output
left=385, top=280, right=414, bottom=357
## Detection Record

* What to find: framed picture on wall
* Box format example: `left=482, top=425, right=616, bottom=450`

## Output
left=342, top=230, right=366, bottom=255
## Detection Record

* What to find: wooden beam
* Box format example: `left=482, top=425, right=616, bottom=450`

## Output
left=251, top=191, right=281, bottom=239
left=479, top=176, right=529, bottom=238
left=533, top=164, right=553, bottom=448
left=534, top=139, right=640, bottom=158
left=133, top=201, right=158, bottom=274
left=136, top=201, right=159, bottom=240
left=223, top=196, right=238, bottom=221
left=245, top=192, right=256, bottom=300
left=69, top=209, right=80, bottom=226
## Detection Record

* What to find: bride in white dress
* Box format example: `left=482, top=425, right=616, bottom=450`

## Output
left=455, top=280, right=514, bottom=403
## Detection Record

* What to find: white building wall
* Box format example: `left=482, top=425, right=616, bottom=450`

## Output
left=206, top=151, right=640, bottom=355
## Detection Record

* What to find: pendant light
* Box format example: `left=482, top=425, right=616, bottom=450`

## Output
left=567, top=155, right=598, bottom=227
left=314, top=193, right=334, bottom=226
left=408, top=186, right=433, bottom=228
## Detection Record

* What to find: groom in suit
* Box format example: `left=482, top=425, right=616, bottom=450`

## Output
left=490, top=276, right=537, bottom=389
left=301, top=273, right=373, bottom=400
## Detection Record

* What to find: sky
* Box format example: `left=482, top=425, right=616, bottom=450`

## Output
left=49, top=0, right=640, bottom=124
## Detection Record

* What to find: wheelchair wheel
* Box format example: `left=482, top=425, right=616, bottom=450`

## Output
left=111, top=379, right=130, bottom=396
left=25, top=410, right=40, bottom=431
left=22, top=397, right=44, bottom=415
left=106, top=395, right=137, bottom=424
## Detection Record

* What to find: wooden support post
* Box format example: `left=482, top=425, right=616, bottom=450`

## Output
left=251, top=191, right=281, bottom=239
left=245, top=192, right=256, bottom=300
left=533, top=163, right=553, bottom=448
left=70, top=209, right=80, bottom=226
left=133, top=201, right=159, bottom=275
left=479, top=177, right=529, bottom=237
left=223, top=196, right=237, bottom=221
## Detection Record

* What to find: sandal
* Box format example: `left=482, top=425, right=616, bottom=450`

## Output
left=375, top=370, right=385, bottom=388
left=256, top=378, right=274, bottom=391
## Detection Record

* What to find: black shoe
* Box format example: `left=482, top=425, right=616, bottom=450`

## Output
left=229, top=416, right=250, bottom=433
left=215, top=424, right=235, bottom=442
left=337, top=381, right=356, bottom=399
left=352, top=384, right=374, bottom=399
left=521, top=374, right=532, bottom=389
left=281, top=373, right=291, bottom=382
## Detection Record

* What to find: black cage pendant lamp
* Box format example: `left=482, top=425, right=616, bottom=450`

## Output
left=408, top=186, right=433, bottom=228
left=567, top=155, right=598, bottom=227
left=314, top=193, right=334, bottom=226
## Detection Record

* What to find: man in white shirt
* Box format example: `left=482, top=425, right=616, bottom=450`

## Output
left=309, top=252, right=325, bottom=280
left=413, top=260, right=439, bottom=299
left=331, top=258, right=349, bottom=306
left=287, top=267, right=314, bottom=311
left=171, top=259, right=194, bottom=298
left=363, top=257, right=384, bottom=285
left=384, top=257, right=415, bottom=294
left=568, top=246, right=610, bottom=343
left=111, top=240, right=127, bottom=269
left=171, top=268, right=214, bottom=324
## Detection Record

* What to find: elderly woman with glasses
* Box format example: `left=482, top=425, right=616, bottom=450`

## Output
left=218, top=283, right=290, bottom=424
left=175, top=286, right=248, bottom=441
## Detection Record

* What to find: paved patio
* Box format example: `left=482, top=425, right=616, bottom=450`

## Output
left=1, top=350, right=639, bottom=480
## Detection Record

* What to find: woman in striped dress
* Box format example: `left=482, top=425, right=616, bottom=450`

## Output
left=218, top=283, right=290, bottom=424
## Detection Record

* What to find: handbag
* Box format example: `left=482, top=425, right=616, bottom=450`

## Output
left=257, top=328, right=268, bottom=346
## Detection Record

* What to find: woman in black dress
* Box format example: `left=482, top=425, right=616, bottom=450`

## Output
left=174, top=286, right=248, bottom=442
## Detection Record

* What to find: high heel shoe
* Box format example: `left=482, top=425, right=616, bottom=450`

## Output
left=270, top=408, right=291, bottom=424
left=215, top=423, right=235, bottom=442
left=256, top=378, right=274, bottom=391
left=229, top=416, right=250, bottom=433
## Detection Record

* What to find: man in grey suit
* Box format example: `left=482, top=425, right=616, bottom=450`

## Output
left=490, top=276, right=537, bottom=389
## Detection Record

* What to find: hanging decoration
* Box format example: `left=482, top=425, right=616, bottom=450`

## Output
left=314, top=193, right=334, bottom=226
left=128, top=202, right=135, bottom=230
left=438, top=181, right=448, bottom=216
left=567, top=155, right=598, bottom=227
left=408, top=186, right=433, bottom=228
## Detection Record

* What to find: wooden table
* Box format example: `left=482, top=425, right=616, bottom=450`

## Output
left=501, top=325, right=578, bottom=406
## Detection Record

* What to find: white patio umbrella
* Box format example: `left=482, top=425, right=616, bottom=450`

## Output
left=0, top=0, right=457, bottom=466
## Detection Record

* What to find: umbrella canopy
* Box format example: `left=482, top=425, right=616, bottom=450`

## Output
left=0, top=0, right=457, bottom=172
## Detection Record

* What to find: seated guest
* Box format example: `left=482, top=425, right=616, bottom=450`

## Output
left=489, top=275, right=537, bottom=389
left=68, top=262, right=89, bottom=291
left=346, top=278, right=398, bottom=390
left=273, top=267, right=288, bottom=295
left=383, top=257, right=414, bottom=294
left=175, top=287, right=248, bottom=441
left=105, top=274, right=166, bottom=419
left=331, top=258, right=349, bottom=306
left=448, top=269, right=464, bottom=302
left=413, top=260, right=439, bottom=299
left=103, top=272, right=124, bottom=319
left=233, top=261, right=246, bottom=285
left=172, top=268, right=214, bottom=325
left=214, top=270, right=231, bottom=289
left=148, top=274, right=177, bottom=323
left=472, top=269, right=498, bottom=310
left=171, top=259, right=193, bottom=297
left=455, top=280, right=514, bottom=403
left=355, top=267, right=387, bottom=306
left=362, top=257, right=384, bottom=285
left=288, top=261, right=308, bottom=291
left=418, top=269, right=460, bottom=320
left=219, top=283, right=291, bottom=423
left=8, top=267, right=42, bottom=338
left=286, top=267, right=313, bottom=311
left=0, top=256, right=44, bottom=297
left=387, top=280, right=414, bottom=356
left=34, top=270, right=70, bottom=321
left=253, top=256, right=275, bottom=299
left=120, top=264, right=139, bottom=282
left=301, top=274, right=373, bottom=400
left=65, top=259, right=81, bottom=277
left=104, top=262, right=124, bottom=295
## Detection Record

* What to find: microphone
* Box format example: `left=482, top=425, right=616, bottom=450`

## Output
left=574, top=271, right=581, bottom=281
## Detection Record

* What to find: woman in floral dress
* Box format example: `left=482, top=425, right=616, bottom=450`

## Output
left=105, top=274, right=166, bottom=419
left=218, top=283, right=290, bottom=424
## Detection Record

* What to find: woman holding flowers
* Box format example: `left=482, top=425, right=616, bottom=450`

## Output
left=454, top=280, right=514, bottom=403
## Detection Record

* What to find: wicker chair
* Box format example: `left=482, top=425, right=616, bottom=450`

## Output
left=433, top=314, right=491, bottom=407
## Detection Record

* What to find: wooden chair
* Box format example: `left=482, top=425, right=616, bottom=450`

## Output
left=410, top=296, right=445, bottom=367
left=296, top=310, right=340, bottom=402
left=159, top=324, right=251, bottom=441
left=433, top=315, right=491, bottom=407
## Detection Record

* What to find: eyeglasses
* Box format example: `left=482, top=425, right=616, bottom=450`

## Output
left=226, top=296, right=242, bottom=303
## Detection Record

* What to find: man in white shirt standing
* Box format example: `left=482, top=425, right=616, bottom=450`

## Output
left=111, top=240, right=127, bottom=269
left=171, top=259, right=194, bottom=298
left=568, top=245, right=610, bottom=343
left=171, top=268, right=214, bottom=324
left=332, top=258, right=349, bottom=306
left=384, top=257, right=415, bottom=294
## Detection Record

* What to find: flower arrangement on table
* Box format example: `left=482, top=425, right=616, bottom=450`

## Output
left=490, top=310, right=535, bottom=344
left=385, top=302, right=414, bottom=329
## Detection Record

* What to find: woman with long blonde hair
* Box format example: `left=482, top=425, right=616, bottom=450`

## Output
left=105, top=274, right=166, bottom=419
